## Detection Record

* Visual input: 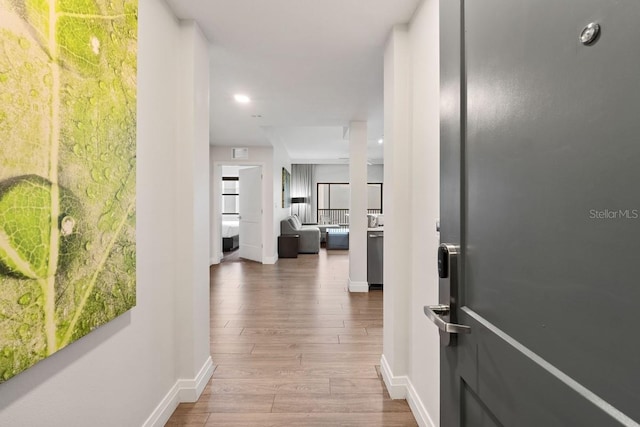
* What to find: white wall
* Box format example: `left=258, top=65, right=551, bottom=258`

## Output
left=210, top=145, right=291, bottom=264
left=0, top=1, right=212, bottom=426
left=381, top=22, right=413, bottom=401
left=174, top=21, right=212, bottom=386
left=382, top=1, right=441, bottom=426
left=221, top=165, right=241, bottom=176
left=408, top=1, right=441, bottom=424
left=314, top=164, right=384, bottom=183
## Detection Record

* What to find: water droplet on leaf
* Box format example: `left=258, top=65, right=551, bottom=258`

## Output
left=86, top=185, right=98, bottom=199
left=91, top=168, right=104, bottom=182
left=18, top=293, right=32, bottom=305
left=60, top=216, right=76, bottom=236
left=90, top=36, right=100, bottom=55
left=18, top=324, right=30, bottom=339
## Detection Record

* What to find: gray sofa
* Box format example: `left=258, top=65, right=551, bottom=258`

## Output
left=280, top=215, right=320, bottom=254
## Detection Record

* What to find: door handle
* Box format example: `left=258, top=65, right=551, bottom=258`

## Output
left=424, top=304, right=470, bottom=334
left=424, top=243, right=470, bottom=346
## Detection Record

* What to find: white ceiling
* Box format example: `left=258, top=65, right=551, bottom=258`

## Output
left=165, top=0, right=421, bottom=163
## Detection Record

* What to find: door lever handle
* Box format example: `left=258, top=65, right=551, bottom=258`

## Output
left=424, top=304, right=471, bottom=334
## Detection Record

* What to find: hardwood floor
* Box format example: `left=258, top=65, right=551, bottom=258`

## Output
left=166, top=249, right=417, bottom=426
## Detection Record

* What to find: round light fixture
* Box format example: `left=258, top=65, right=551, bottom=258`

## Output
left=234, top=94, right=251, bottom=103
left=378, top=138, right=383, bottom=144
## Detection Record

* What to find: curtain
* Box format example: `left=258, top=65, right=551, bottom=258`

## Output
left=291, top=164, right=315, bottom=223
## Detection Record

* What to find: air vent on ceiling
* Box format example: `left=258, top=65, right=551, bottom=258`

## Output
left=232, top=147, right=248, bottom=159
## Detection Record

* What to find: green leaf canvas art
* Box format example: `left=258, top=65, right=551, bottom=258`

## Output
left=0, top=0, right=137, bottom=381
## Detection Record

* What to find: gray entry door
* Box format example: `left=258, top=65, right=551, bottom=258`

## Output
left=438, top=0, right=640, bottom=426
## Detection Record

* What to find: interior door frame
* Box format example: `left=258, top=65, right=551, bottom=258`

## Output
left=439, top=0, right=466, bottom=424
left=212, top=161, right=266, bottom=264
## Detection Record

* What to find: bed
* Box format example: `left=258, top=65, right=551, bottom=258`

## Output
left=222, top=220, right=239, bottom=252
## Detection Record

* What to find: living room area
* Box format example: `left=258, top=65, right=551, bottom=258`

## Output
left=274, top=163, right=384, bottom=291
left=213, top=158, right=385, bottom=288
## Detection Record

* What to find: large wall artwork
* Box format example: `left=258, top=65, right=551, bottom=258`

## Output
left=0, top=0, right=137, bottom=382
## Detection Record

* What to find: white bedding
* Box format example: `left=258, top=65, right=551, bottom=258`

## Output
left=222, top=220, right=239, bottom=238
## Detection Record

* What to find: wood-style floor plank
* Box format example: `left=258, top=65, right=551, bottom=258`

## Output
left=208, top=343, right=254, bottom=354
left=167, top=249, right=417, bottom=426
left=301, top=353, right=382, bottom=366
left=338, top=334, right=382, bottom=344
left=165, top=413, right=209, bottom=427
left=211, top=354, right=302, bottom=367
left=251, top=343, right=382, bottom=355
left=271, top=394, right=411, bottom=413
left=226, top=319, right=346, bottom=328
left=211, top=334, right=339, bottom=344
left=173, top=394, right=274, bottom=414
left=211, top=365, right=380, bottom=380
left=209, top=328, right=243, bottom=336
left=330, top=378, right=387, bottom=394
left=203, top=413, right=418, bottom=427
left=240, top=327, right=367, bottom=336
left=207, top=378, right=330, bottom=395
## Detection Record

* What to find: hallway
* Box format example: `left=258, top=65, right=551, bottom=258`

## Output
left=167, top=250, right=417, bottom=426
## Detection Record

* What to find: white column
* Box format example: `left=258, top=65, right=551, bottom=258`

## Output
left=174, top=21, right=213, bottom=398
left=348, top=121, right=369, bottom=292
left=381, top=25, right=412, bottom=395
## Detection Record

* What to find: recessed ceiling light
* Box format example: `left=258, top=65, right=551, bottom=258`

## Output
left=234, top=94, right=251, bottom=103
left=378, top=138, right=383, bottom=144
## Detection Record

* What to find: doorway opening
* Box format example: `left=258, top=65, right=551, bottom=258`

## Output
left=219, top=164, right=263, bottom=264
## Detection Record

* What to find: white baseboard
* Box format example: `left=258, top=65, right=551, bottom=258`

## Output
left=263, top=255, right=277, bottom=264
left=210, top=252, right=222, bottom=265
left=380, top=354, right=408, bottom=399
left=142, top=356, right=214, bottom=427
left=348, top=277, right=369, bottom=292
left=406, top=380, right=436, bottom=427
left=177, top=355, right=214, bottom=402
left=380, top=354, right=436, bottom=427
